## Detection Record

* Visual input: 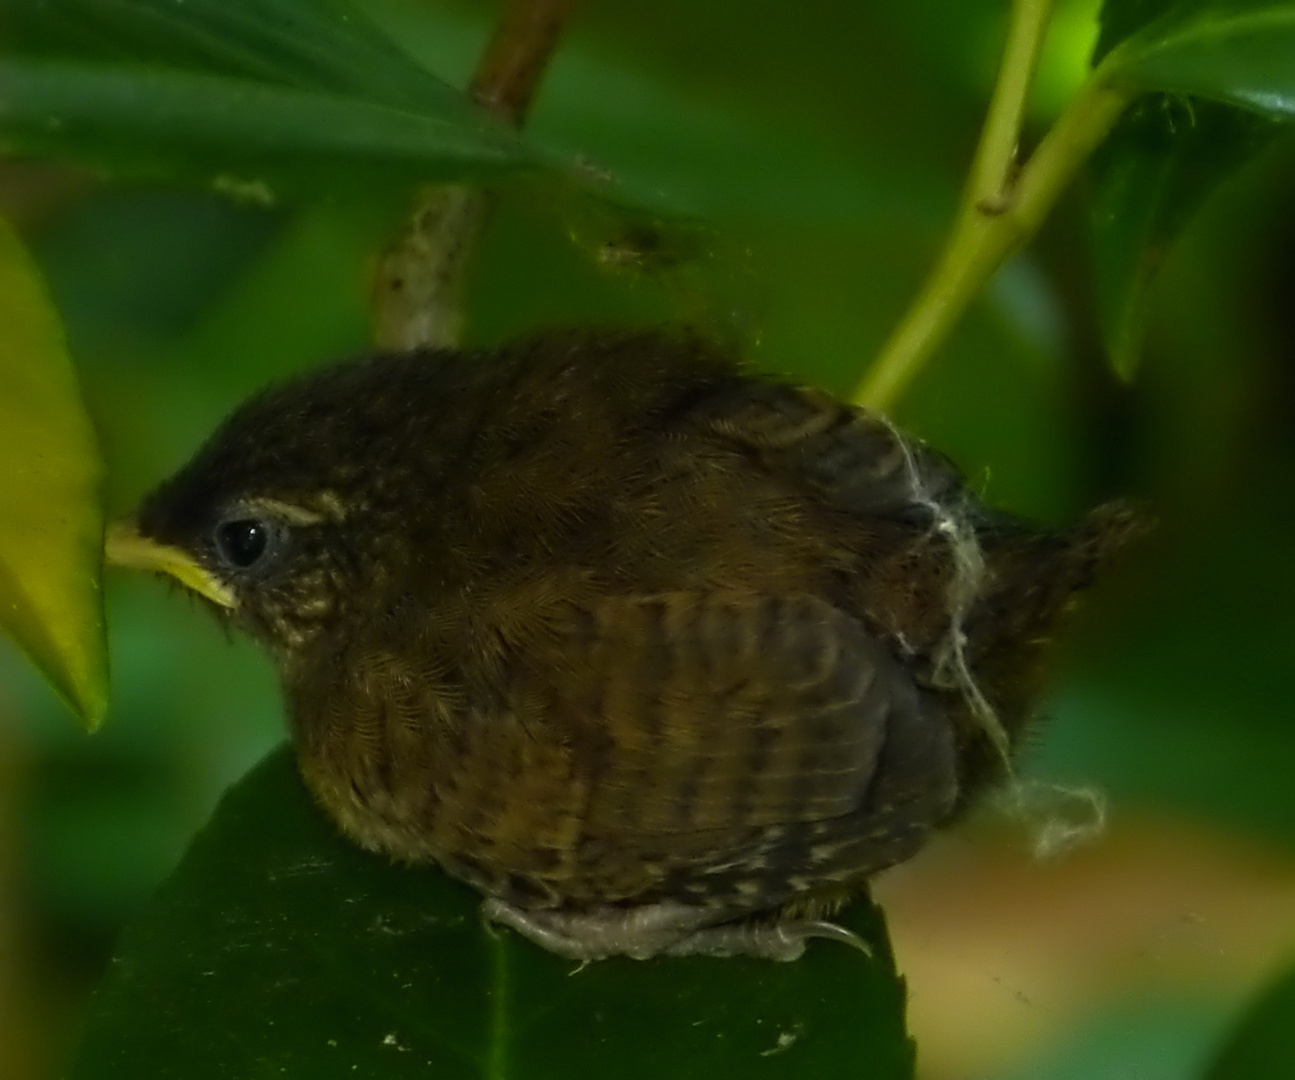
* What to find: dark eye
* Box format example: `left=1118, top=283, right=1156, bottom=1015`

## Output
left=215, top=518, right=273, bottom=569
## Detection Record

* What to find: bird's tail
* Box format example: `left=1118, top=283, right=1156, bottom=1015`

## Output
left=956, top=498, right=1149, bottom=739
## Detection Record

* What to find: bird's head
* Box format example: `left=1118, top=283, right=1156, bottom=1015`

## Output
left=105, top=353, right=480, bottom=663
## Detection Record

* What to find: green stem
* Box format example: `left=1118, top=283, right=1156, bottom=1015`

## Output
left=967, top=0, right=1055, bottom=213
left=853, top=3, right=1134, bottom=412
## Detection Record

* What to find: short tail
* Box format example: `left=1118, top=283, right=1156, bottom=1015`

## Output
left=1063, top=499, right=1151, bottom=592
left=955, top=498, right=1149, bottom=736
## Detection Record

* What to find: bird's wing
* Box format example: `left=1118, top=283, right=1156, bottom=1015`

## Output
left=692, top=379, right=972, bottom=519
left=510, top=591, right=959, bottom=907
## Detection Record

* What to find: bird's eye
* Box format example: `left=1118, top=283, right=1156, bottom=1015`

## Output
left=214, top=518, right=274, bottom=569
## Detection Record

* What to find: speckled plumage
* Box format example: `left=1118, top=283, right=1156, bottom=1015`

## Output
left=130, top=330, right=1137, bottom=959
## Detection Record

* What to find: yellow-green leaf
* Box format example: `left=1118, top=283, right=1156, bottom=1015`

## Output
left=0, top=213, right=108, bottom=729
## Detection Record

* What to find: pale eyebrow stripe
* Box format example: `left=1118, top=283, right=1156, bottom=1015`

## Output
left=241, top=496, right=330, bottom=526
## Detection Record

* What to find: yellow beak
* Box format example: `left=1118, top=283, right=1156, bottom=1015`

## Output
left=104, top=519, right=237, bottom=609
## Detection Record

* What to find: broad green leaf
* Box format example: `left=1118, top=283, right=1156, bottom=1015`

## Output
left=1091, top=0, right=1295, bottom=376
left=4, top=0, right=480, bottom=112
left=0, top=0, right=543, bottom=197
left=0, top=59, right=535, bottom=194
left=1205, top=961, right=1295, bottom=1078
left=1098, top=0, right=1194, bottom=55
left=1090, top=99, right=1276, bottom=378
left=1106, top=2, right=1295, bottom=117
left=0, top=214, right=107, bottom=728
left=72, top=746, right=914, bottom=1080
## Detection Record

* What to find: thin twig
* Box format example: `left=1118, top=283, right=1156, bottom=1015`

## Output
left=372, top=186, right=491, bottom=351
left=470, top=0, right=579, bottom=123
left=853, top=0, right=1131, bottom=413
left=372, top=0, right=579, bottom=351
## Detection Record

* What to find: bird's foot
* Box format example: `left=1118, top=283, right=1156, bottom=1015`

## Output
left=663, top=917, right=870, bottom=961
left=482, top=899, right=712, bottom=960
left=482, top=899, right=869, bottom=962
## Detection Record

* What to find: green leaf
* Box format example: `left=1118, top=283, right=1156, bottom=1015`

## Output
left=0, top=59, right=534, bottom=193
left=1098, top=0, right=1200, bottom=57
left=0, top=213, right=107, bottom=728
left=1090, top=0, right=1295, bottom=376
left=5, top=0, right=479, bottom=111
left=72, top=746, right=914, bottom=1079
left=1106, top=1, right=1295, bottom=118
left=0, top=0, right=542, bottom=197
left=1090, top=99, right=1277, bottom=378
left=1204, top=961, right=1295, bottom=1078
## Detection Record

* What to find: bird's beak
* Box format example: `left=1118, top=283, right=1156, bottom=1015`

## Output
left=104, top=519, right=237, bottom=609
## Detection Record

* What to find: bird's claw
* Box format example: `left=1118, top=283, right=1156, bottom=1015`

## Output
left=482, top=899, right=870, bottom=962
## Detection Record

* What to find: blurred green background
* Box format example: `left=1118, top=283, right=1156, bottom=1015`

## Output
left=1, top=0, right=1294, bottom=1077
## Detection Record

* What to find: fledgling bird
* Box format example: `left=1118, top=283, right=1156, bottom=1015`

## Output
left=107, top=330, right=1138, bottom=960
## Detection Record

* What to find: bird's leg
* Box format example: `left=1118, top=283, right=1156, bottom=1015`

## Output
left=482, top=899, right=868, bottom=962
